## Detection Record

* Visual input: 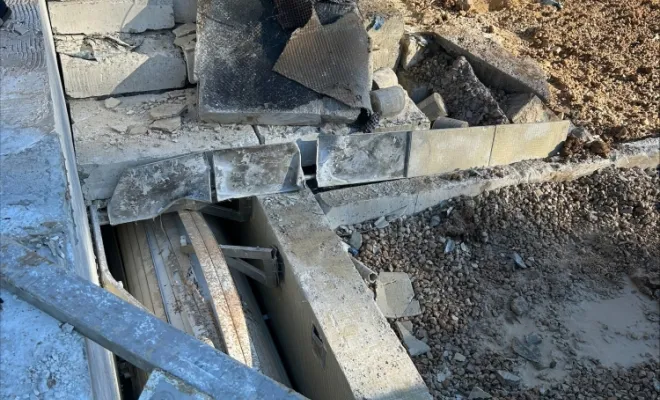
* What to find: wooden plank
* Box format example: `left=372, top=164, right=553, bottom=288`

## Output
left=135, top=223, right=167, bottom=322
left=0, top=237, right=306, bottom=400
left=118, top=224, right=150, bottom=310
left=178, top=211, right=252, bottom=365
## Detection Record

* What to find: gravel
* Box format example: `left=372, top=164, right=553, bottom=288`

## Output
left=339, top=167, right=660, bottom=399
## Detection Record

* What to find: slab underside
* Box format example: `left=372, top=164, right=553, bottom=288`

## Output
left=0, top=0, right=117, bottom=398
left=195, top=0, right=358, bottom=125
left=241, top=189, right=431, bottom=400
left=315, top=137, right=660, bottom=228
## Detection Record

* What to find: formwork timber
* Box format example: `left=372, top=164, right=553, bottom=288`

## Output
left=315, top=137, right=660, bottom=228
left=240, top=189, right=432, bottom=400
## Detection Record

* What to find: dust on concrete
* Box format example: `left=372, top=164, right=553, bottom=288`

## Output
left=343, top=166, right=659, bottom=398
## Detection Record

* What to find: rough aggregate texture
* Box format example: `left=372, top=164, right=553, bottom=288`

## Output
left=339, top=167, right=660, bottom=399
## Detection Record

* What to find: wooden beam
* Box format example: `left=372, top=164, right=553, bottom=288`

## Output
left=0, top=237, right=305, bottom=400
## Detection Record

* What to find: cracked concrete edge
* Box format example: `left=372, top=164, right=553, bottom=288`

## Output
left=316, top=137, right=660, bottom=228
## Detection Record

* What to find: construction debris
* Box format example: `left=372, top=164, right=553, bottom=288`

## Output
left=503, top=93, right=558, bottom=124
left=366, top=13, right=404, bottom=71
left=432, top=117, right=469, bottom=129
left=395, top=321, right=430, bottom=357
left=350, top=258, right=377, bottom=284
left=370, top=86, right=406, bottom=117
left=375, top=272, right=422, bottom=318
left=400, top=35, right=427, bottom=70
left=372, top=67, right=399, bottom=89
left=417, top=93, right=448, bottom=121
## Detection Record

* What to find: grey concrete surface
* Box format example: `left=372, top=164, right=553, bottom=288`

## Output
left=241, top=190, right=432, bottom=400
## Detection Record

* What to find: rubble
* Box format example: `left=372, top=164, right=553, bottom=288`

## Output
left=398, top=71, right=432, bottom=103
left=432, top=117, right=469, bottom=129
left=396, top=321, right=431, bottom=357
left=370, top=86, right=406, bottom=117
left=417, top=93, right=448, bottom=121
left=375, top=272, right=422, bottom=318
left=366, top=13, right=404, bottom=71
left=400, top=35, right=427, bottom=70
left=149, top=103, right=187, bottom=120
left=502, top=93, right=558, bottom=124
left=372, top=67, right=399, bottom=89
left=150, top=117, right=182, bottom=133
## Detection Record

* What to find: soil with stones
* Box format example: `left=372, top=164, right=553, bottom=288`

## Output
left=401, top=0, right=659, bottom=143
left=339, top=167, right=660, bottom=399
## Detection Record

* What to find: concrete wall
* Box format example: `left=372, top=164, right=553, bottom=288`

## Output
left=241, top=190, right=431, bottom=400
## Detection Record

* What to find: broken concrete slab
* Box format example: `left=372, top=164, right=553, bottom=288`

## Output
left=400, top=34, right=426, bottom=70
left=196, top=0, right=326, bottom=125
left=395, top=322, right=430, bottom=357
left=71, top=90, right=259, bottom=201
left=316, top=137, right=660, bottom=228
left=438, top=56, right=509, bottom=126
left=48, top=0, right=175, bottom=35
left=108, top=153, right=212, bottom=225
left=489, top=121, right=570, bottom=166
left=417, top=93, right=448, bottom=121
left=432, top=117, right=469, bottom=129
left=433, top=25, right=551, bottom=101
left=375, top=272, right=422, bottom=318
left=242, top=189, right=431, bottom=399
left=372, top=67, right=398, bottom=89
left=407, top=127, right=495, bottom=177
left=366, top=13, right=404, bottom=71
left=274, top=12, right=371, bottom=110
left=503, top=93, right=559, bottom=124
left=57, top=32, right=186, bottom=98
left=212, top=143, right=305, bottom=201
left=317, top=132, right=408, bottom=187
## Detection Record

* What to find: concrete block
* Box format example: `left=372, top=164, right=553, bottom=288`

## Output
left=417, top=93, right=448, bottom=121
left=371, top=86, right=406, bottom=117
left=48, top=0, right=175, bottom=35
left=489, top=121, right=570, bottom=166
left=407, top=127, right=495, bottom=177
left=372, top=67, right=398, bottom=89
left=212, top=143, right=305, bottom=201
left=366, top=13, right=404, bottom=71
left=241, top=189, right=431, bottom=400
left=173, top=32, right=196, bottom=83
left=57, top=32, right=186, bottom=98
left=433, top=25, right=551, bottom=101
left=317, top=132, right=409, bottom=187
left=108, top=153, right=212, bottom=225
left=397, top=71, right=432, bottom=104
left=374, top=95, right=430, bottom=133
left=503, top=93, right=558, bottom=124
left=70, top=90, right=259, bottom=201
left=432, top=117, right=469, bottom=129
left=316, top=136, right=659, bottom=229
left=173, top=0, right=197, bottom=23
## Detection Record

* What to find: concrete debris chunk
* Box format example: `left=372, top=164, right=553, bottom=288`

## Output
left=374, top=95, right=429, bottom=133
left=432, top=117, right=469, bottom=129
left=104, top=97, right=121, bottom=109
left=60, top=323, right=75, bottom=334
left=417, top=93, right=448, bottom=121
left=372, top=67, right=399, bottom=89
left=350, top=258, right=377, bottom=284
left=503, top=93, right=558, bottom=124
left=173, top=23, right=196, bottom=38
left=453, top=352, right=466, bottom=362
left=59, top=32, right=186, bottom=98
left=150, top=117, right=182, bottom=133
left=48, top=0, right=175, bottom=35
left=510, top=296, right=529, bottom=317
left=274, top=12, right=371, bottom=109
left=468, top=386, right=492, bottom=399
left=367, top=14, right=404, bottom=71
left=375, top=272, right=422, bottom=318
left=434, top=25, right=551, bottom=101
left=173, top=32, right=197, bottom=84
left=395, top=321, right=430, bottom=357
left=374, top=216, right=389, bottom=229
left=370, top=87, right=406, bottom=118
left=149, top=103, right=187, bottom=120
left=141, top=370, right=212, bottom=399
left=348, top=230, right=363, bottom=250
left=438, top=56, right=509, bottom=126
left=496, top=370, right=521, bottom=386
left=127, top=125, right=148, bottom=135
left=400, top=35, right=426, bottom=70
left=397, top=72, right=432, bottom=104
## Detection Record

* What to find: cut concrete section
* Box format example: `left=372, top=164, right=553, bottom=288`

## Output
left=241, top=189, right=431, bottom=400
left=407, top=127, right=495, bottom=177
left=371, top=86, right=406, bottom=117
left=489, top=121, right=570, bottom=166
left=503, top=93, right=559, bottom=124
left=316, top=137, right=660, bottom=227
left=70, top=90, right=259, bottom=201
left=57, top=32, right=186, bottom=98
left=365, top=13, right=404, bottom=71
left=317, top=132, right=409, bottom=187
left=433, top=25, right=551, bottom=101
left=48, top=0, right=175, bottom=34
left=417, top=93, right=448, bottom=121
left=375, top=272, right=422, bottom=318
left=108, top=153, right=212, bottom=225
left=374, top=95, right=429, bottom=132
left=213, top=143, right=305, bottom=202
left=432, top=117, right=469, bottom=129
